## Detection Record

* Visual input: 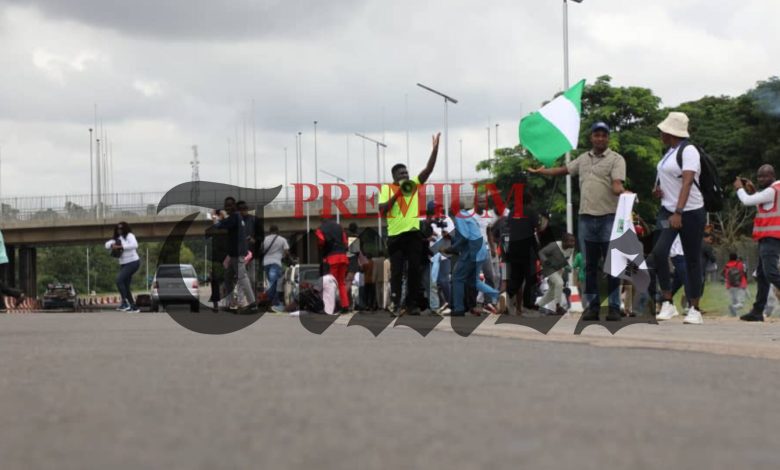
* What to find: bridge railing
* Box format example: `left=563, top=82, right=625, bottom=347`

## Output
left=0, top=180, right=487, bottom=226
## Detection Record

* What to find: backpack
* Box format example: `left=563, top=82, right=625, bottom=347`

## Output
left=676, top=143, right=724, bottom=212
left=727, top=266, right=742, bottom=287
left=298, top=287, right=324, bottom=313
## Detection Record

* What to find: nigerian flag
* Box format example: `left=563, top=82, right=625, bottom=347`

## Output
left=519, top=79, right=585, bottom=167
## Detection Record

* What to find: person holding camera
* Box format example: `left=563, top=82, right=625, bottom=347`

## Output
left=734, top=164, right=780, bottom=322
left=105, top=221, right=140, bottom=312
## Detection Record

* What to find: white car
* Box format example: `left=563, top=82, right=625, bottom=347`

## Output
left=151, top=264, right=200, bottom=312
left=283, top=264, right=320, bottom=306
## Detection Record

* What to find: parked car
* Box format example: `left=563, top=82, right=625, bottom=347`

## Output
left=42, top=283, right=78, bottom=311
left=151, top=264, right=200, bottom=312
left=283, top=264, right=320, bottom=306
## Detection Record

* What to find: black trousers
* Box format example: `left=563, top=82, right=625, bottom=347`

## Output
left=507, top=239, right=538, bottom=308
left=388, top=230, right=424, bottom=309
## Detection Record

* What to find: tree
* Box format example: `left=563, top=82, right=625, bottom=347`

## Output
left=478, top=75, right=665, bottom=224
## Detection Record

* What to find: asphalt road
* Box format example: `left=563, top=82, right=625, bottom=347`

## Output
left=1, top=312, right=779, bottom=470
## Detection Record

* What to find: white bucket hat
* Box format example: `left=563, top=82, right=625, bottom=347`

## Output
left=657, top=112, right=690, bottom=138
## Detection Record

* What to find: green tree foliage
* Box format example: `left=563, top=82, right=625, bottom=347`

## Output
left=479, top=75, right=780, bottom=232
left=37, top=240, right=202, bottom=296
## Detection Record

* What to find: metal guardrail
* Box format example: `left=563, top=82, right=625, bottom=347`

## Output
left=0, top=180, right=484, bottom=226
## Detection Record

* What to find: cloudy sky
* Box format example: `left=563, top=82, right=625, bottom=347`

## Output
left=0, top=0, right=777, bottom=200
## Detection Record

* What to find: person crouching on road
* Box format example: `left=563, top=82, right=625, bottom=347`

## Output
left=316, top=218, right=350, bottom=313
left=105, top=221, right=140, bottom=312
left=440, top=203, right=484, bottom=317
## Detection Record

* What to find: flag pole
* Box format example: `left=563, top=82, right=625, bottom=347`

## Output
left=563, top=0, right=573, bottom=235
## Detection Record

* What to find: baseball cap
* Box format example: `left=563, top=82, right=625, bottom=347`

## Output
left=591, top=122, right=610, bottom=134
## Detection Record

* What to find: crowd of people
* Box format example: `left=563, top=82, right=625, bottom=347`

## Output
left=288, top=110, right=780, bottom=323
left=7, top=111, right=776, bottom=322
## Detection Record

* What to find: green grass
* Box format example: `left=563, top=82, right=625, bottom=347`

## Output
left=673, top=281, right=748, bottom=317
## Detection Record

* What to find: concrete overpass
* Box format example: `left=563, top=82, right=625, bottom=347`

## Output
left=0, top=183, right=481, bottom=297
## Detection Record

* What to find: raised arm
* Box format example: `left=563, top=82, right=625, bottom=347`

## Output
left=528, top=166, right=569, bottom=177
left=418, top=133, right=441, bottom=184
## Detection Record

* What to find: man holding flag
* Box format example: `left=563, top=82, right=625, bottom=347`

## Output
left=527, top=117, right=627, bottom=321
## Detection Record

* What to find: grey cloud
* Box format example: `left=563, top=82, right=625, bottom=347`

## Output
left=1, top=0, right=364, bottom=40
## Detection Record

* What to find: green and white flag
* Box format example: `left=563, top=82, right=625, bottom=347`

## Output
left=519, top=79, right=585, bottom=167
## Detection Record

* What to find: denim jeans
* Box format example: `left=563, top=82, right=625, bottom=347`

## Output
left=751, top=238, right=780, bottom=314
left=264, top=263, right=283, bottom=306
left=578, top=214, right=621, bottom=311
left=437, top=257, right=452, bottom=306
left=429, top=254, right=440, bottom=310
left=649, top=207, right=706, bottom=302
left=452, top=240, right=482, bottom=313
left=117, top=260, right=140, bottom=307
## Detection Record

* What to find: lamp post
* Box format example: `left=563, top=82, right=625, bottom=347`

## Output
left=284, top=147, right=289, bottom=203
left=89, top=128, right=93, bottom=208
left=320, top=169, right=346, bottom=224
left=459, top=139, right=463, bottom=184
left=417, top=83, right=458, bottom=215
left=355, top=133, right=387, bottom=241
left=313, top=121, right=319, bottom=188
left=563, top=0, right=583, bottom=234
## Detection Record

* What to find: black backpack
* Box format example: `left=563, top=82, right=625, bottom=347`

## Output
left=676, top=143, right=724, bottom=212
left=298, top=287, right=324, bottom=313
left=727, top=266, right=742, bottom=287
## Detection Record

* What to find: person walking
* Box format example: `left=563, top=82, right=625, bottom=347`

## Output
left=260, top=225, right=289, bottom=313
left=651, top=112, right=707, bottom=325
left=723, top=253, right=748, bottom=316
left=378, top=132, right=440, bottom=316
left=214, top=197, right=256, bottom=312
left=105, top=221, right=140, bottom=312
left=734, top=164, right=780, bottom=322
left=529, top=122, right=628, bottom=321
left=0, top=228, right=25, bottom=310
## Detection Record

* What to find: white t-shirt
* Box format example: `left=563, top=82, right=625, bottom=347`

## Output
left=670, top=235, right=684, bottom=257
left=104, top=233, right=140, bottom=265
left=470, top=209, right=496, bottom=247
left=430, top=216, right=455, bottom=259
left=262, top=234, right=289, bottom=267
left=656, top=143, right=704, bottom=212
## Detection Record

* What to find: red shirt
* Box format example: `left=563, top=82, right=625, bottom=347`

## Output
left=315, top=228, right=349, bottom=266
left=723, top=260, right=747, bottom=289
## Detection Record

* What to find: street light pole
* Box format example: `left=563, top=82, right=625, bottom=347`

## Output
left=284, top=147, right=289, bottom=203
left=314, top=121, right=319, bottom=188
left=89, top=128, right=93, bottom=208
left=320, top=169, right=345, bottom=224
left=95, top=138, right=102, bottom=219
left=563, top=0, right=583, bottom=234
left=416, top=83, right=458, bottom=214
left=355, top=133, right=388, bottom=241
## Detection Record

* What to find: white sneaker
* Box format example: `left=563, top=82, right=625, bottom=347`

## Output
left=683, top=307, right=704, bottom=325
left=656, top=301, right=679, bottom=321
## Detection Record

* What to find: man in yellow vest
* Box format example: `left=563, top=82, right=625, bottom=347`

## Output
left=379, top=133, right=441, bottom=315
left=734, top=164, right=780, bottom=322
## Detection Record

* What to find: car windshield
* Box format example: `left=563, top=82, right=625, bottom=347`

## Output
left=157, top=266, right=197, bottom=278
left=300, top=268, right=319, bottom=283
